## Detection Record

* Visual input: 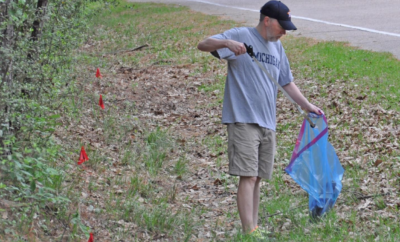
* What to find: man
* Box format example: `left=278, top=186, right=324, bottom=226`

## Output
left=197, top=0, right=323, bottom=235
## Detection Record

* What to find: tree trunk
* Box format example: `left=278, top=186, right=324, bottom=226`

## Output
left=31, top=0, right=48, bottom=42
left=0, top=0, right=14, bottom=87
left=28, top=0, right=48, bottom=61
left=0, top=0, right=14, bottom=156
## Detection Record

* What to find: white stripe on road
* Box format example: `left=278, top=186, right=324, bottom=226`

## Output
left=190, top=0, right=400, bottom=38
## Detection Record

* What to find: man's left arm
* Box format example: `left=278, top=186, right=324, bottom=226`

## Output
left=282, top=82, right=324, bottom=115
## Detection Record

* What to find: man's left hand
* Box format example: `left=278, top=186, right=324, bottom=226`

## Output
left=304, top=103, right=324, bottom=115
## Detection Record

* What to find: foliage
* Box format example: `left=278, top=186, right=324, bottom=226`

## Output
left=0, top=0, right=117, bottom=238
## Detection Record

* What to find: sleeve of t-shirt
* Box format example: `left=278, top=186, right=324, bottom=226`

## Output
left=278, top=46, right=294, bottom=86
left=209, top=28, right=241, bottom=61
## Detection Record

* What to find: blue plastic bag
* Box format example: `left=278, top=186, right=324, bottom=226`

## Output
left=285, top=113, right=344, bottom=218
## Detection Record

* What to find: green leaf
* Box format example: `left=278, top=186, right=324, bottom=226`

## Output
left=21, top=170, right=33, bottom=177
left=48, top=114, right=61, bottom=119
left=30, top=180, right=36, bottom=193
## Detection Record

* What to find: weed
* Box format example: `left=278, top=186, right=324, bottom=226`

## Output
left=174, top=156, right=189, bottom=177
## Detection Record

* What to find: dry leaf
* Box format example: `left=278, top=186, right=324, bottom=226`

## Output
left=374, top=159, right=383, bottom=167
left=213, top=179, right=222, bottom=186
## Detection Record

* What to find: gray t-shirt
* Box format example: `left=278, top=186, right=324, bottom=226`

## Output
left=211, top=27, right=293, bottom=131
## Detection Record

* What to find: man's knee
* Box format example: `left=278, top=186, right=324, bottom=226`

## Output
left=240, top=176, right=258, bottom=184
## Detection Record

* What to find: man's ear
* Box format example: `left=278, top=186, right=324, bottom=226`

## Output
left=264, top=16, right=271, bottom=26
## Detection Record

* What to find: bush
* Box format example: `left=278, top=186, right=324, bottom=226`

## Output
left=0, top=0, right=117, bottom=236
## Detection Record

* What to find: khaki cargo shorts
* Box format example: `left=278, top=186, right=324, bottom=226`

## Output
left=227, top=123, right=276, bottom=179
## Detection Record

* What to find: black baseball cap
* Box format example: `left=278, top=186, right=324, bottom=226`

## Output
left=260, top=1, right=297, bottom=31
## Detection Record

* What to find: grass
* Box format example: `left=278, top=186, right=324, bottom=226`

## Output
left=174, top=156, right=189, bottom=177
left=2, top=0, right=400, bottom=241
left=86, top=2, right=235, bottom=68
left=283, top=37, right=400, bottom=111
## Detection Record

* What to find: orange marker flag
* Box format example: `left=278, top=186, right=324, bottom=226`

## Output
left=96, top=68, right=102, bottom=78
left=78, top=146, right=89, bottom=165
left=88, top=233, right=94, bottom=242
left=99, top=95, right=105, bottom=109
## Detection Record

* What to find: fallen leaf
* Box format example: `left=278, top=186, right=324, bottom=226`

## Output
left=374, top=159, right=383, bottom=167
left=213, top=179, right=222, bottom=186
left=191, top=184, right=200, bottom=190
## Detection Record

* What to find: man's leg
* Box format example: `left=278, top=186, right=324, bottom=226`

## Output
left=227, top=124, right=264, bottom=233
left=237, top=176, right=258, bottom=233
left=252, top=177, right=262, bottom=227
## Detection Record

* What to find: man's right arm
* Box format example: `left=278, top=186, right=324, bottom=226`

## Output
left=197, top=38, right=247, bottom=56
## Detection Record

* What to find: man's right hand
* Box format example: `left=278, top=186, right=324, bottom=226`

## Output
left=226, top=40, right=247, bottom=56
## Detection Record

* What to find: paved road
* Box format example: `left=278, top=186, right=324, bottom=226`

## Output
left=129, top=0, right=400, bottom=59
